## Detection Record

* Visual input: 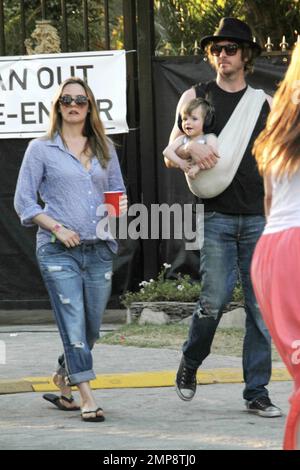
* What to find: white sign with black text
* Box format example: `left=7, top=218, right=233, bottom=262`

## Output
left=0, top=50, right=128, bottom=138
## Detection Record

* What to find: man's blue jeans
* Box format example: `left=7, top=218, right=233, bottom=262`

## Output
left=37, top=240, right=113, bottom=385
left=182, top=212, right=272, bottom=401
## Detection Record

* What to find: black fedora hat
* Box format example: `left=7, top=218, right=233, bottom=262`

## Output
left=200, top=17, right=261, bottom=55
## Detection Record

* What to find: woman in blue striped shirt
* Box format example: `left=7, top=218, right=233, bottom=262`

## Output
left=14, top=77, right=127, bottom=422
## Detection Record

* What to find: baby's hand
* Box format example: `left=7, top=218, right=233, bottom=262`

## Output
left=179, top=159, right=192, bottom=172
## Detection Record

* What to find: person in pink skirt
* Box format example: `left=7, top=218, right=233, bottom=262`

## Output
left=251, top=43, right=300, bottom=450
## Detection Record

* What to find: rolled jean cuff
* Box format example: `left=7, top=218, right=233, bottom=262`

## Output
left=68, top=369, right=96, bottom=386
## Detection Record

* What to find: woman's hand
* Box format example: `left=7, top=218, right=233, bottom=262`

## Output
left=32, top=214, right=81, bottom=248
left=119, top=194, right=128, bottom=215
left=55, top=226, right=81, bottom=248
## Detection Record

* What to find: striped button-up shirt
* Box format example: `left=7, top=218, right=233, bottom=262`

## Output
left=14, top=133, right=126, bottom=251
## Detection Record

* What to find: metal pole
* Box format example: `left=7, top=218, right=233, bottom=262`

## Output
left=136, top=0, right=159, bottom=279
left=104, top=0, right=110, bottom=50
left=123, top=0, right=139, bottom=203
left=20, top=0, right=26, bottom=54
left=0, top=0, right=5, bottom=55
left=41, top=0, right=46, bottom=20
left=61, top=0, right=68, bottom=52
left=83, top=0, right=89, bottom=51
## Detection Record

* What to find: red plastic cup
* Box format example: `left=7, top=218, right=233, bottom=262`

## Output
left=103, top=191, right=124, bottom=217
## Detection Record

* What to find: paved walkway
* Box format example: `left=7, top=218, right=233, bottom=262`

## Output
left=0, top=324, right=292, bottom=450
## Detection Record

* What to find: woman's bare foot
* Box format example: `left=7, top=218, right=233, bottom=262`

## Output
left=81, top=396, right=105, bottom=420
left=77, top=381, right=104, bottom=420
left=81, top=406, right=105, bottom=422
left=52, top=373, right=80, bottom=410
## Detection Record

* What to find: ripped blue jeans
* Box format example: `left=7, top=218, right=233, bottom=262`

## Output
left=182, top=212, right=271, bottom=401
left=37, top=240, right=113, bottom=385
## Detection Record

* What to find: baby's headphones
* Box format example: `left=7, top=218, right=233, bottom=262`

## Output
left=177, top=97, right=216, bottom=134
left=195, top=97, right=216, bottom=133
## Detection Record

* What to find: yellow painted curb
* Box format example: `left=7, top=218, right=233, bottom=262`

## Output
left=24, top=367, right=291, bottom=393
left=0, top=368, right=291, bottom=394
left=0, top=379, right=34, bottom=394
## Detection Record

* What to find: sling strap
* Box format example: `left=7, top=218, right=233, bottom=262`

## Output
left=185, top=86, right=267, bottom=199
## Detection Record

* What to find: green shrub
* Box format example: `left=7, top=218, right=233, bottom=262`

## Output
left=121, top=263, right=244, bottom=307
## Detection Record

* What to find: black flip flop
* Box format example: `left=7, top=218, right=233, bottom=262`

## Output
left=43, top=393, right=80, bottom=411
left=81, top=407, right=105, bottom=422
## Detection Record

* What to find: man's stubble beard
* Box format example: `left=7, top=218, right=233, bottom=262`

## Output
left=217, top=63, right=245, bottom=80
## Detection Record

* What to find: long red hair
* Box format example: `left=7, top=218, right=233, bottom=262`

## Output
left=253, top=44, right=300, bottom=178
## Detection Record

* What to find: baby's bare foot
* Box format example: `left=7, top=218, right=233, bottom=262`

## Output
left=187, top=167, right=199, bottom=179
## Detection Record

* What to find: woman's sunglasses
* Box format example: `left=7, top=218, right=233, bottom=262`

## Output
left=210, top=43, right=240, bottom=57
left=59, top=94, right=89, bottom=106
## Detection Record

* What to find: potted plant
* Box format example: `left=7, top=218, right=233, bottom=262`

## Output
left=121, top=263, right=244, bottom=323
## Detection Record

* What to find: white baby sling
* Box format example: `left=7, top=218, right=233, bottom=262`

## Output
left=185, top=86, right=267, bottom=198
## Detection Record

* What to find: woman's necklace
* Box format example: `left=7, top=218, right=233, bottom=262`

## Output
left=79, top=152, right=91, bottom=170
left=65, top=136, right=91, bottom=170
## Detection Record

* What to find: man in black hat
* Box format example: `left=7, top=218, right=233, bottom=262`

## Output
left=165, top=17, right=282, bottom=417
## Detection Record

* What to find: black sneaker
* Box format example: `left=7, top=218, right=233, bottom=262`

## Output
left=175, top=357, right=197, bottom=401
left=245, top=396, right=282, bottom=418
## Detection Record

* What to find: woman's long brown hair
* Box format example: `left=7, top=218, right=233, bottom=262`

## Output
left=46, top=77, right=111, bottom=168
left=253, top=44, right=300, bottom=179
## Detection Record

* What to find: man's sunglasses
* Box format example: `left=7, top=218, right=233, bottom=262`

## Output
left=210, top=43, right=240, bottom=56
left=59, top=94, right=89, bottom=106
